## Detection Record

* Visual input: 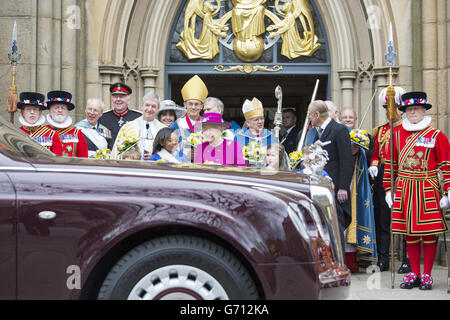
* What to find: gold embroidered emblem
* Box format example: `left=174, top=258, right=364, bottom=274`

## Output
left=403, top=150, right=421, bottom=170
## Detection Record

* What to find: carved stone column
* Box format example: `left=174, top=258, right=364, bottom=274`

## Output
left=422, top=0, right=448, bottom=133
left=36, top=0, right=57, bottom=94
left=62, top=0, right=81, bottom=117
left=357, top=61, right=375, bottom=130
left=337, top=69, right=357, bottom=109
left=99, top=64, right=124, bottom=111
left=140, top=67, right=160, bottom=95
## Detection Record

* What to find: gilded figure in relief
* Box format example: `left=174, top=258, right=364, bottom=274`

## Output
left=177, top=0, right=228, bottom=60
left=231, top=0, right=267, bottom=62
left=267, top=0, right=320, bottom=59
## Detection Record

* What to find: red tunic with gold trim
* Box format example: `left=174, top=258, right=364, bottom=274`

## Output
left=370, top=119, right=402, bottom=167
left=383, top=123, right=450, bottom=235
left=20, top=125, right=63, bottom=156
left=47, top=125, right=89, bottom=158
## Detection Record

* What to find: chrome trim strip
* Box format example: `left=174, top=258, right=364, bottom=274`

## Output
left=1, top=164, right=307, bottom=204
left=0, top=166, right=36, bottom=172
left=30, top=167, right=304, bottom=197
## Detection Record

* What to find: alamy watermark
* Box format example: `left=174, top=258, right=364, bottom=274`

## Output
left=366, top=5, right=382, bottom=30
left=65, top=5, right=81, bottom=30
left=66, top=265, right=81, bottom=290
left=366, top=265, right=382, bottom=290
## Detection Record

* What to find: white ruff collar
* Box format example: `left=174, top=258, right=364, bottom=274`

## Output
left=19, top=114, right=45, bottom=128
left=47, top=114, right=73, bottom=129
left=402, top=116, right=432, bottom=132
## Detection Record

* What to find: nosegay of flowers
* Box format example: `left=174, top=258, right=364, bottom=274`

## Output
left=117, top=134, right=139, bottom=155
left=242, top=141, right=266, bottom=163
left=94, top=148, right=111, bottom=159
left=288, top=150, right=303, bottom=168
left=186, top=131, right=204, bottom=147
left=350, top=129, right=370, bottom=150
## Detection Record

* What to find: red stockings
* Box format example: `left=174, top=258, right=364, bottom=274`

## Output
left=405, top=235, right=437, bottom=276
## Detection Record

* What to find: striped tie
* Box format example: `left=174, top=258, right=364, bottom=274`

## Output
left=318, top=127, right=324, bottom=139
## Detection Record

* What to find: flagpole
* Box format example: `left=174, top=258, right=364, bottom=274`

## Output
left=7, top=21, right=22, bottom=124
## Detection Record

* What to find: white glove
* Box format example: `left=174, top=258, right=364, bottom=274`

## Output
left=368, top=166, right=378, bottom=179
left=440, top=196, right=450, bottom=209
left=385, top=191, right=393, bottom=208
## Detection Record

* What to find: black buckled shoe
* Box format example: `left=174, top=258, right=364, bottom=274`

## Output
left=419, top=274, right=433, bottom=290
left=400, top=273, right=420, bottom=289
left=397, top=262, right=411, bottom=274
left=377, top=261, right=389, bottom=272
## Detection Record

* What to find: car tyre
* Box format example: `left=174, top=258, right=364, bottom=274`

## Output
left=97, top=235, right=259, bottom=300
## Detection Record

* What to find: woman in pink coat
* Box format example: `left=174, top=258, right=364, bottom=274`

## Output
left=194, top=113, right=246, bottom=166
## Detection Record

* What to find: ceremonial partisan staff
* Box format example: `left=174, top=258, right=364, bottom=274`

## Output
left=384, top=22, right=397, bottom=289
left=358, top=90, right=378, bottom=130
left=293, top=79, right=320, bottom=170
left=7, top=21, right=21, bottom=124
left=441, top=180, right=450, bottom=293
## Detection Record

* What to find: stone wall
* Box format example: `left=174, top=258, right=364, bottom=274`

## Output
left=0, top=0, right=87, bottom=123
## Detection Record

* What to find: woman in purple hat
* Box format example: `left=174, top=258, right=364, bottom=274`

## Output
left=194, top=113, right=245, bottom=166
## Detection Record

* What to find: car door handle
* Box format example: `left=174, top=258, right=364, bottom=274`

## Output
left=38, top=211, right=57, bottom=220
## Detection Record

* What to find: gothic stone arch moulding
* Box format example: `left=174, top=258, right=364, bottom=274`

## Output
left=98, top=0, right=180, bottom=109
left=315, top=0, right=403, bottom=129
left=97, top=0, right=400, bottom=130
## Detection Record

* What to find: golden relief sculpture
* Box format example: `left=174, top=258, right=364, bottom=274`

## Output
left=177, top=0, right=229, bottom=60
left=267, top=0, right=320, bottom=59
left=177, top=0, right=321, bottom=62
left=230, top=0, right=267, bottom=62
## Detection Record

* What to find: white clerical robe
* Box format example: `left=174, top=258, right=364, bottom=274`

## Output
left=111, top=116, right=167, bottom=159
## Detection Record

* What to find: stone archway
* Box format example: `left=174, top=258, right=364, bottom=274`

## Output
left=97, top=1, right=181, bottom=109
left=97, top=0, right=402, bottom=130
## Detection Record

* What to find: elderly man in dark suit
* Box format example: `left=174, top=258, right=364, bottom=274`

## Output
left=307, top=100, right=354, bottom=245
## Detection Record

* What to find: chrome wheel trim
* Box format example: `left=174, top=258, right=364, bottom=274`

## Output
left=127, top=265, right=230, bottom=300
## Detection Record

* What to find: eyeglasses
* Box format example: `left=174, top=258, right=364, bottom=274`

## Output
left=185, top=101, right=203, bottom=108
left=86, top=108, right=100, bottom=114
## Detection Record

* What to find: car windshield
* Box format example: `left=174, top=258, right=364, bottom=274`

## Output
left=0, top=116, right=55, bottom=160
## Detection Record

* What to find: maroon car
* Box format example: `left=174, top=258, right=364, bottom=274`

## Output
left=0, top=117, right=350, bottom=300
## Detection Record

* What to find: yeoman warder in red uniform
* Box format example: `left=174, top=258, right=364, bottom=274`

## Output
left=383, top=91, right=450, bottom=290
left=17, top=92, right=63, bottom=156
left=45, top=91, right=88, bottom=158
